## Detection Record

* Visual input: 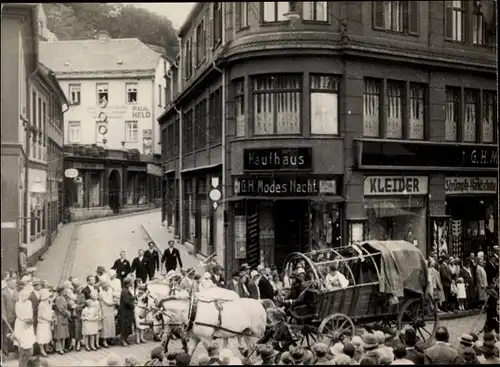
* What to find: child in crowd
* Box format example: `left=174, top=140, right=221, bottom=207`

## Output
left=325, top=262, right=349, bottom=291
left=450, top=273, right=458, bottom=311
left=134, top=286, right=149, bottom=344
left=457, top=277, right=467, bottom=311
left=82, top=299, right=99, bottom=351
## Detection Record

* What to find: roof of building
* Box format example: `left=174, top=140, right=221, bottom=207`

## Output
left=39, top=37, right=161, bottom=74
left=37, top=63, right=69, bottom=106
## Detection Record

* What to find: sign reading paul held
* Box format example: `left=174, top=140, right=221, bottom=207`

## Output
left=445, top=177, right=497, bottom=195
left=364, top=176, right=429, bottom=196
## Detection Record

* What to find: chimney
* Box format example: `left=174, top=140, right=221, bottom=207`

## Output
left=97, top=30, right=110, bottom=42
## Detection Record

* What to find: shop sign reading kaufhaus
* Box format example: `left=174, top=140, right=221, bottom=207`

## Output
left=364, top=176, right=429, bottom=196
left=234, top=176, right=337, bottom=197
left=445, top=177, right=497, bottom=195
left=243, top=147, right=312, bottom=171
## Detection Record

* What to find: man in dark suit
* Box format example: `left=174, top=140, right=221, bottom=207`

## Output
left=144, top=241, right=160, bottom=281
left=1, top=278, right=18, bottom=356
left=424, top=326, right=459, bottom=364
left=131, top=249, right=149, bottom=283
left=29, top=278, right=42, bottom=333
left=439, top=256, right=453, bottom=311
left=111, top=251, right=131, bottom=282
left=226, top=271, right=244, bottom=297
left=256, top=270, right=274, bottom=300
left=161, top=240, right=183, bottom=273
left=247, top=270, right=261, bottom=299
left=211, top=265, right=225, bottom=287
left=82, top=275, right=99, bottom=300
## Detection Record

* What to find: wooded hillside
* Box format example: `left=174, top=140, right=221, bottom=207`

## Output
left=43, top=3, right=179, bottom=58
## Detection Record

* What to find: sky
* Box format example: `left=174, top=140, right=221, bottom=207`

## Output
left=129, top=3, right=195, bottom=29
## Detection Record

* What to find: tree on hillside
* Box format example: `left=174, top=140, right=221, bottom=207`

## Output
left=43, top=3, right=179, bottom=58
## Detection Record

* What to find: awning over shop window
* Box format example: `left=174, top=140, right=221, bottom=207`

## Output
left=364, top=196, right=425, bottom=218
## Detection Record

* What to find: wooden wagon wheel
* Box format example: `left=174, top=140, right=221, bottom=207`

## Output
left=318, top=313, right=355, bottom=347
left=397, top=296, right=438, bottom=348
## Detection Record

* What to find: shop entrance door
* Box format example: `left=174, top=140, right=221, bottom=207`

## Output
left=274, top=200, right=309, bottom=270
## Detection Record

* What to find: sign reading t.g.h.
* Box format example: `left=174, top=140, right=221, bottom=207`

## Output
left=364, top=176, right=428, bottom=196
left=132, top=105, right=151, bottom=119
left=244, top=147, right=312, bottom=171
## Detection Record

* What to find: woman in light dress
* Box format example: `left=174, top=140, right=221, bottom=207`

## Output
left=325, top=262, right=349, bottom=291
left=99, top=281, right=117, bottom=347
left=53, top=286, right=71, bottom=355
left=36, top=289, right=54, bottom=356
left=199, top=272, right=215, bottom=291
left=14, top=287, right=36, bottom=367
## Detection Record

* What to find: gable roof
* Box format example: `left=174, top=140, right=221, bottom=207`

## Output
left=39, top=38, right=161, bottom=74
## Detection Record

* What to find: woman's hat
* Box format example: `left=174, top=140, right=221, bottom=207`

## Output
left=312, top=342, right=329, bottom=355
left=250, top=270, right=259, bottom=278
left=20, top=275, right=31, bottom=283
left=361, top=333, right=379, bottom=349
left=96, top=265, right=106, bottom=273
left=329, top=342, right=344, bottom=356
left=374, top=330, right=386, bottom=344
left=351, top=335, right=362, bottom=347
left=458, top=334, right=474, bottom=346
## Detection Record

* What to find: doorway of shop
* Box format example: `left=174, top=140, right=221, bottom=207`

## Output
left=274, top=199, right=309, bottom=270
left=108, top=170, right=121, bottom=214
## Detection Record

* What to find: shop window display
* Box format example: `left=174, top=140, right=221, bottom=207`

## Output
left=310, top=202, right=342, bottom=250
left=365, top=197, right=427, bottom=250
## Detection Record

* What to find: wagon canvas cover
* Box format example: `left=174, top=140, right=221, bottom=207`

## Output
left=361, top=240, right=428, bottom=298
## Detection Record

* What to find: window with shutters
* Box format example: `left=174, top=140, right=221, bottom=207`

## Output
left=409, top=84, right=425, bottom=140
left=185, top=38, right=192, bottom=78
left=209, top=88, right=222, bottom=144
left=252, top=74, right=301, bottom=135
left=372, top=1, right=419, bottom=35
left=363, top=79, right=381, bottom=137
left=262, top=2, right=289, bottom=23
left=97, top=83, right=109, bottom=104
left=183, top=110, right=194, bottom=153
left=482, top=91, right=496, bottom=143
left=213, top=2, right=222, bottom=47
left=445, top=87, right=460, bottom=142
left=195, top=99, right=207, bottom=149
left=234, top=79, right=246, bottom=137
left=126, top=83, right=138, bottom=104
left=69, top=84, right=81, bottom=105
left=303, top=1, right=328, bottom=22
left=463, top=90, right=478, bottom=142
left=444, top=1, right=465, bottom=42
left=196, top=19, right=205, bottom=66
left=310, top=75, right=339, bottom=135
left=236, top=2, right=249, bottom=29
left=386, top=81, right=404, bottom=139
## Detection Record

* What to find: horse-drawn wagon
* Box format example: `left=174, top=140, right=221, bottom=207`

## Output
left=283, top=240, right=438, bottom=348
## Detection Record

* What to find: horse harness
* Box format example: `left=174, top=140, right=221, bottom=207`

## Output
left=186, top=296, right=254, bottom=337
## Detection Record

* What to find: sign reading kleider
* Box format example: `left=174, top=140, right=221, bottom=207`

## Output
left=364, top=176, right=429, bottom=196
left=445, top=177, right=497, bottom=195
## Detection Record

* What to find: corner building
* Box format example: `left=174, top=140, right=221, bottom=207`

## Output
left=159, top=1, right=498, bottom=277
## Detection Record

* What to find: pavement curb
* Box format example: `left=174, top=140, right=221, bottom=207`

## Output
left=73, top=207, right=160, bottom=225
left=438, top=309, right=482, bottom=321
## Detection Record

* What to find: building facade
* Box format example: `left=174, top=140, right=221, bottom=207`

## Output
left=40, top=32, right=165, bottom=221
left=159, top=1, right=498, bottom=276
left=1, top=4, right=68, bottom=271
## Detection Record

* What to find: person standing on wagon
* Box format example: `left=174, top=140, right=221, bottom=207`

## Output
left=161, top=240, right=183, bottom=273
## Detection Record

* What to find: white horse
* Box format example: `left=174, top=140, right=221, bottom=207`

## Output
left=160, top=288, right=267, bottom=355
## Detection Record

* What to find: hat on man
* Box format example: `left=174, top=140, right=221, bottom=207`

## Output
left=329, top=342, right=344, bottom=356
left=351, top=335, right=362, bottom=347
left=257, top=264, right=265, bottom=272
left=361, top=333, right=379, bottom=349
left=21, top=275, right=31, bottom=283
left=458, top=334, right=474, bottom=346
left=312, top=342, right=329, bottom=355
left=19, top=243, right=28, bottom=250
left=150, top=346, right=164, bottom=359
left=374, top=330, right=386, bottom=344
left=289, top=346, right=307, bottom=364
left=175, top=353, right=191, bottom=366
left=32, top=277, right=41, bottom=286
left=26, top=267, right=37, bottom=274
left=479, top=341, right=497, bottom=355
left=241, top=263, right=250, bottom=270
left=96, top=266, right=106, bottom=273
left=259, top=344, right=279, bottom=360
left=250, top=270, right=259, bottom=278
